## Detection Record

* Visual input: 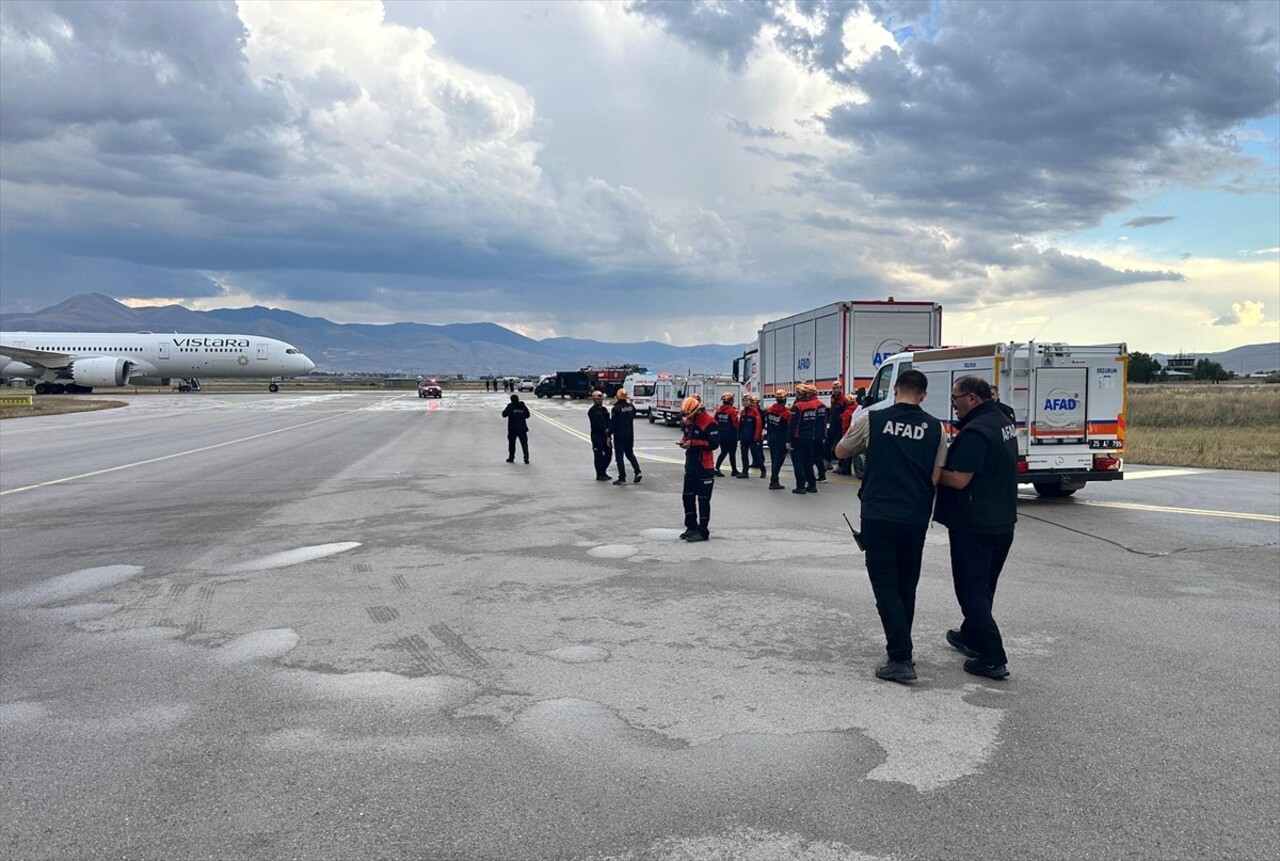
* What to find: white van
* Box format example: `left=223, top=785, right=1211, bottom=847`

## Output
left=623, top=373, right=658, bottom=416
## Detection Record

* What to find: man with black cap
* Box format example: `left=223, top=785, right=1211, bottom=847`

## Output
left=836, top=369, right=946, bottom=683
left=587, top=390, right=613, bottom=481
left=610, top=388, right=642, bottom=485
left=935, top=375, right=1019, bottom=680
left=502, top=392, right=531, bottom=463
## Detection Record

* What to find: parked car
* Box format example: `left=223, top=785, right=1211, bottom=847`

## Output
left=418, top=381, right=443, bottom=398
left=518, top=379, right=535, bottom=392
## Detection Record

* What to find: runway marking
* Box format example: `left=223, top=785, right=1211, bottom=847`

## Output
left=0, top=407, right=367, bottom=496
left=531, top=409, right=685, bottom=465
left=1068, top=499, right=1279, bottom=523
left=1119, top=468, right=1211, bottom=481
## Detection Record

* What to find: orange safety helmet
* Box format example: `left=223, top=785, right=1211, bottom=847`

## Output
left=681, top=396, right=702, bottom=416
left=774, top=390, right=788, bottom=400
left=616, top=388, right=628, bottom=399
left=721, top=392, right=735, bottom=402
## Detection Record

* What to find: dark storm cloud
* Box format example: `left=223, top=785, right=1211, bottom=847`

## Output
left=1123, top=216, right=1177, bottom=228
left=626, top=0, right=778, bottom=71
left=821, top=1, right=1279, bottom=234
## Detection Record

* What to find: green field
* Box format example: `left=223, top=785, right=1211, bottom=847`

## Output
left=1124, top=383, right=1279, bottom=471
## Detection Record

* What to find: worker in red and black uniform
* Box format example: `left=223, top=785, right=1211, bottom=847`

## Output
left=765, top=390, right=791, bottom=489
left=588, top=390, right=613, bottom=481
left=748, top=395, right=767, bottom=477
left=827, top=389, right=852, bottom=474
left=678, top=396, right=719, bottom=542
left=735, top=395, right=764, bottom=479
left=712, top=392, right=740, bottom=477
left=789, top=383, right=825, bottom=493
left=610, top=388, right=642, bottom=485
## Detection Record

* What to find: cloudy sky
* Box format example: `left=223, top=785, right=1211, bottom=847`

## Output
left=1, top=0, right=1277, bottom=353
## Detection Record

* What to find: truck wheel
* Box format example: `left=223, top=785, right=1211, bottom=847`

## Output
left=1034, top=482, right=1081, bottom=498
left=648, top=414, right=656, bottom=424
left=852, top=453, right=867, bottom=480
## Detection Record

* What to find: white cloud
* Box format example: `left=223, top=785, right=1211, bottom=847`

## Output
left=1212, top=300, right=1268, bottom=327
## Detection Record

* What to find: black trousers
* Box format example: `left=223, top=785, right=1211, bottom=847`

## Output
left=614, top=436, right=641, bottom=478
left=592, top=437, right=611, bottom=478
left=862, top=518, right=928, bottom=662
left=768, top=443, right=788, bottom=483
left=681, top=470, right=714, bottom=531
left=791, top=442, right=816, bottom=490
left=715, top=440, right=738, bottom=473
left=508, top=432, right=528, bottom=461
left=812, top=438, right=827, bottom=480
left=948, top=528, right=1014, bottom=666
left=750, top=440, right=765, bottom=470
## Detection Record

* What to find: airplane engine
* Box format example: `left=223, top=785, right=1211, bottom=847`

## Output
left=69, top=357, right=134, bottom=387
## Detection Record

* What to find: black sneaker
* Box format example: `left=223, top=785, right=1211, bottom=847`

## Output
left=946, top=629, right=979, bottom=658
left=678, top=528, right=693, bottom=540
left=714, top=470, right=725, bottom=477
left=613, top=477, right=627, bottom=485
left=875, top=660, right=917, bottom=683
left=634, top=473, right=642, bottom=484
left=963, top=659, right=1009, bottom=680
left=735, top=473, right=749, bottom=479
left=730, top=470, right=741, bottom=477
left=792, top=488, right=807, bottom=494
left=685, top=530, right=708, bottom=543
left=818, top=477, right=828, bottom=483
left=596, top=475, right=612, bottom=481
left=506, top=458, right=515, bottom=463
left=806, top=487, right=817, bottom=493
left=768, top=482, right=784, bottom=489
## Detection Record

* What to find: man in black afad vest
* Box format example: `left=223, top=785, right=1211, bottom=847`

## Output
left=609, top=389, right=642, bottom=485
left=836, top=370, right=946, bottom=683
left=588, top=391, right=613, bottom=481
left=502, top=393, right=531, bottom=463
left=935, top=375, right=1019, bottom=680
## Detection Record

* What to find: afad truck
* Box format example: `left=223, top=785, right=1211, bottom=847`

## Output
left=859, top=342, right=1127, bottom=497
left=651, top=374, right=741, bottom=425
left=733, top=299, right=943, bottom=398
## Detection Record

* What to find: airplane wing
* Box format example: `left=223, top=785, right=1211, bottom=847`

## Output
left=0, top=344, right=73, bottom=370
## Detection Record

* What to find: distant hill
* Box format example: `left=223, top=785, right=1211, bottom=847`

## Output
left=1153, top=343, right=1280, bottom=377
left=0, top=294, right=751, bottom=376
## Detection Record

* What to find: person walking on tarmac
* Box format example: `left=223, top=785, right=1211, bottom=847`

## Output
left=678, top=396, right=719, bottom=541
left=502, top=393, right=532, bottom=463
left=765, top=390, right=791, bottom=489
left=827, top=389, right=852, bottom=474
left=610, top=389, right=643, bottom=485
left=712, top=392, right=740, bottom=476
left=736, top=395, right=764, bottom=479
left=935, top=375, right=1019, bottom=680
left=789, top=384, right=825, bottom=493
left=748, top=395, right=768, bottom=477
left=835, top=370, right=947, bottom=683
left=588, top=390, right=613, bottom=481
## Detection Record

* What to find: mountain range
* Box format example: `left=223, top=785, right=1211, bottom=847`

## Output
left=2, top=293, right=1276, bottom=377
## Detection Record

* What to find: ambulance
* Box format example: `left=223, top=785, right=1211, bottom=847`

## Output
left=858, top=342, right=1127, bottom=497
left=651, top=374, right=742, bottom=426
left=623, top=372, right=658, bottom=416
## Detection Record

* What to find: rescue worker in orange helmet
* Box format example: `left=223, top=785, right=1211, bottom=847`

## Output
left=678, top=395, right=719, bottom=541
left=712, top=391, right=740, bottom=476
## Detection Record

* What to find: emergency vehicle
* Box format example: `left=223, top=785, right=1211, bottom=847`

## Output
left=733, top=299, right=943, bottom=398
left=859, top=342, right=1127, bottom=497
left=651, top=374, right=742, bottom=425
left=623, top=372, right=658, bottom=416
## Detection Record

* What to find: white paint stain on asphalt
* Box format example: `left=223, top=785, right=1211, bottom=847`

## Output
left=217, top=628, right=301, bottom=664
left=588, top=544, right=638, bottom=559
left=226, top=542, right=362, bottom=573
left=545, top=646, right=611, bottom=664
left=0, top=564, right=143, bottom=609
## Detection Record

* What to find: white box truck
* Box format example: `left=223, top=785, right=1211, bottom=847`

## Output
left=859, top=342, right=1127, bottom=496
left=733, top=299, right=943, bottom=398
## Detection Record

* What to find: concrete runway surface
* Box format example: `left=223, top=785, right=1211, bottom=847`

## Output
left=1, top=390, right=1277, bottom=861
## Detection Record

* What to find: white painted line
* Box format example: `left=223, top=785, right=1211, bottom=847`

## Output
left=1072, top=499, right=1279, bottom=523
left=227, top=542, right=363, bottom=573
left=1119, top=468, right=1211, bottom=481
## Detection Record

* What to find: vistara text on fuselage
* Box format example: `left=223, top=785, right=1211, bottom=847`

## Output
left=0, top=331, right=315, bottom=394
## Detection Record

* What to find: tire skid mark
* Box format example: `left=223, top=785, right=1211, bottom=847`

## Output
left=366, top=606, right=400, bottom=624
left=156, top=581, right=190, bottom=628
left=394, top=634, right=446, bottom=676
left=123, top=581, right=164, bottom=629
left=352, top=563, right=373, bottom=574
left=430, top=623, right=489, bottom=668
left=391, top=574, right=409, bottom=592
left=188, top=583, right=216, bottom=635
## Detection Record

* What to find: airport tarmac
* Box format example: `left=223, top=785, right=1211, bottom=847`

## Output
left=1, top=390, right=1277, bottom=861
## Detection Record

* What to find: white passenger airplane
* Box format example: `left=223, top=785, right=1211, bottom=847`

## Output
left=0, top=331, right=315, bottom=394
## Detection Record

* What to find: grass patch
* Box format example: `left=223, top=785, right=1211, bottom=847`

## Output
left=1126, top=384, right=1279, bottom=471
left=0, top=397, right=127, bottom=420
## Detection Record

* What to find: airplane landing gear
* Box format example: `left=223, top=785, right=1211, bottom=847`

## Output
left=269, top=382, right=279, bottom=392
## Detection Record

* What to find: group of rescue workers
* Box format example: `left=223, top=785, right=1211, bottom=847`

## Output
left=577, top=377, right=1019, bottom=685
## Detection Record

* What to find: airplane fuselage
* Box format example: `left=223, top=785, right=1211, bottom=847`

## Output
left=0, top=331, right=315, bottom=392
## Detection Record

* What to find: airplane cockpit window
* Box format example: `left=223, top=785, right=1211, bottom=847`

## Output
left=286, top=348, right=299, bottom=354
